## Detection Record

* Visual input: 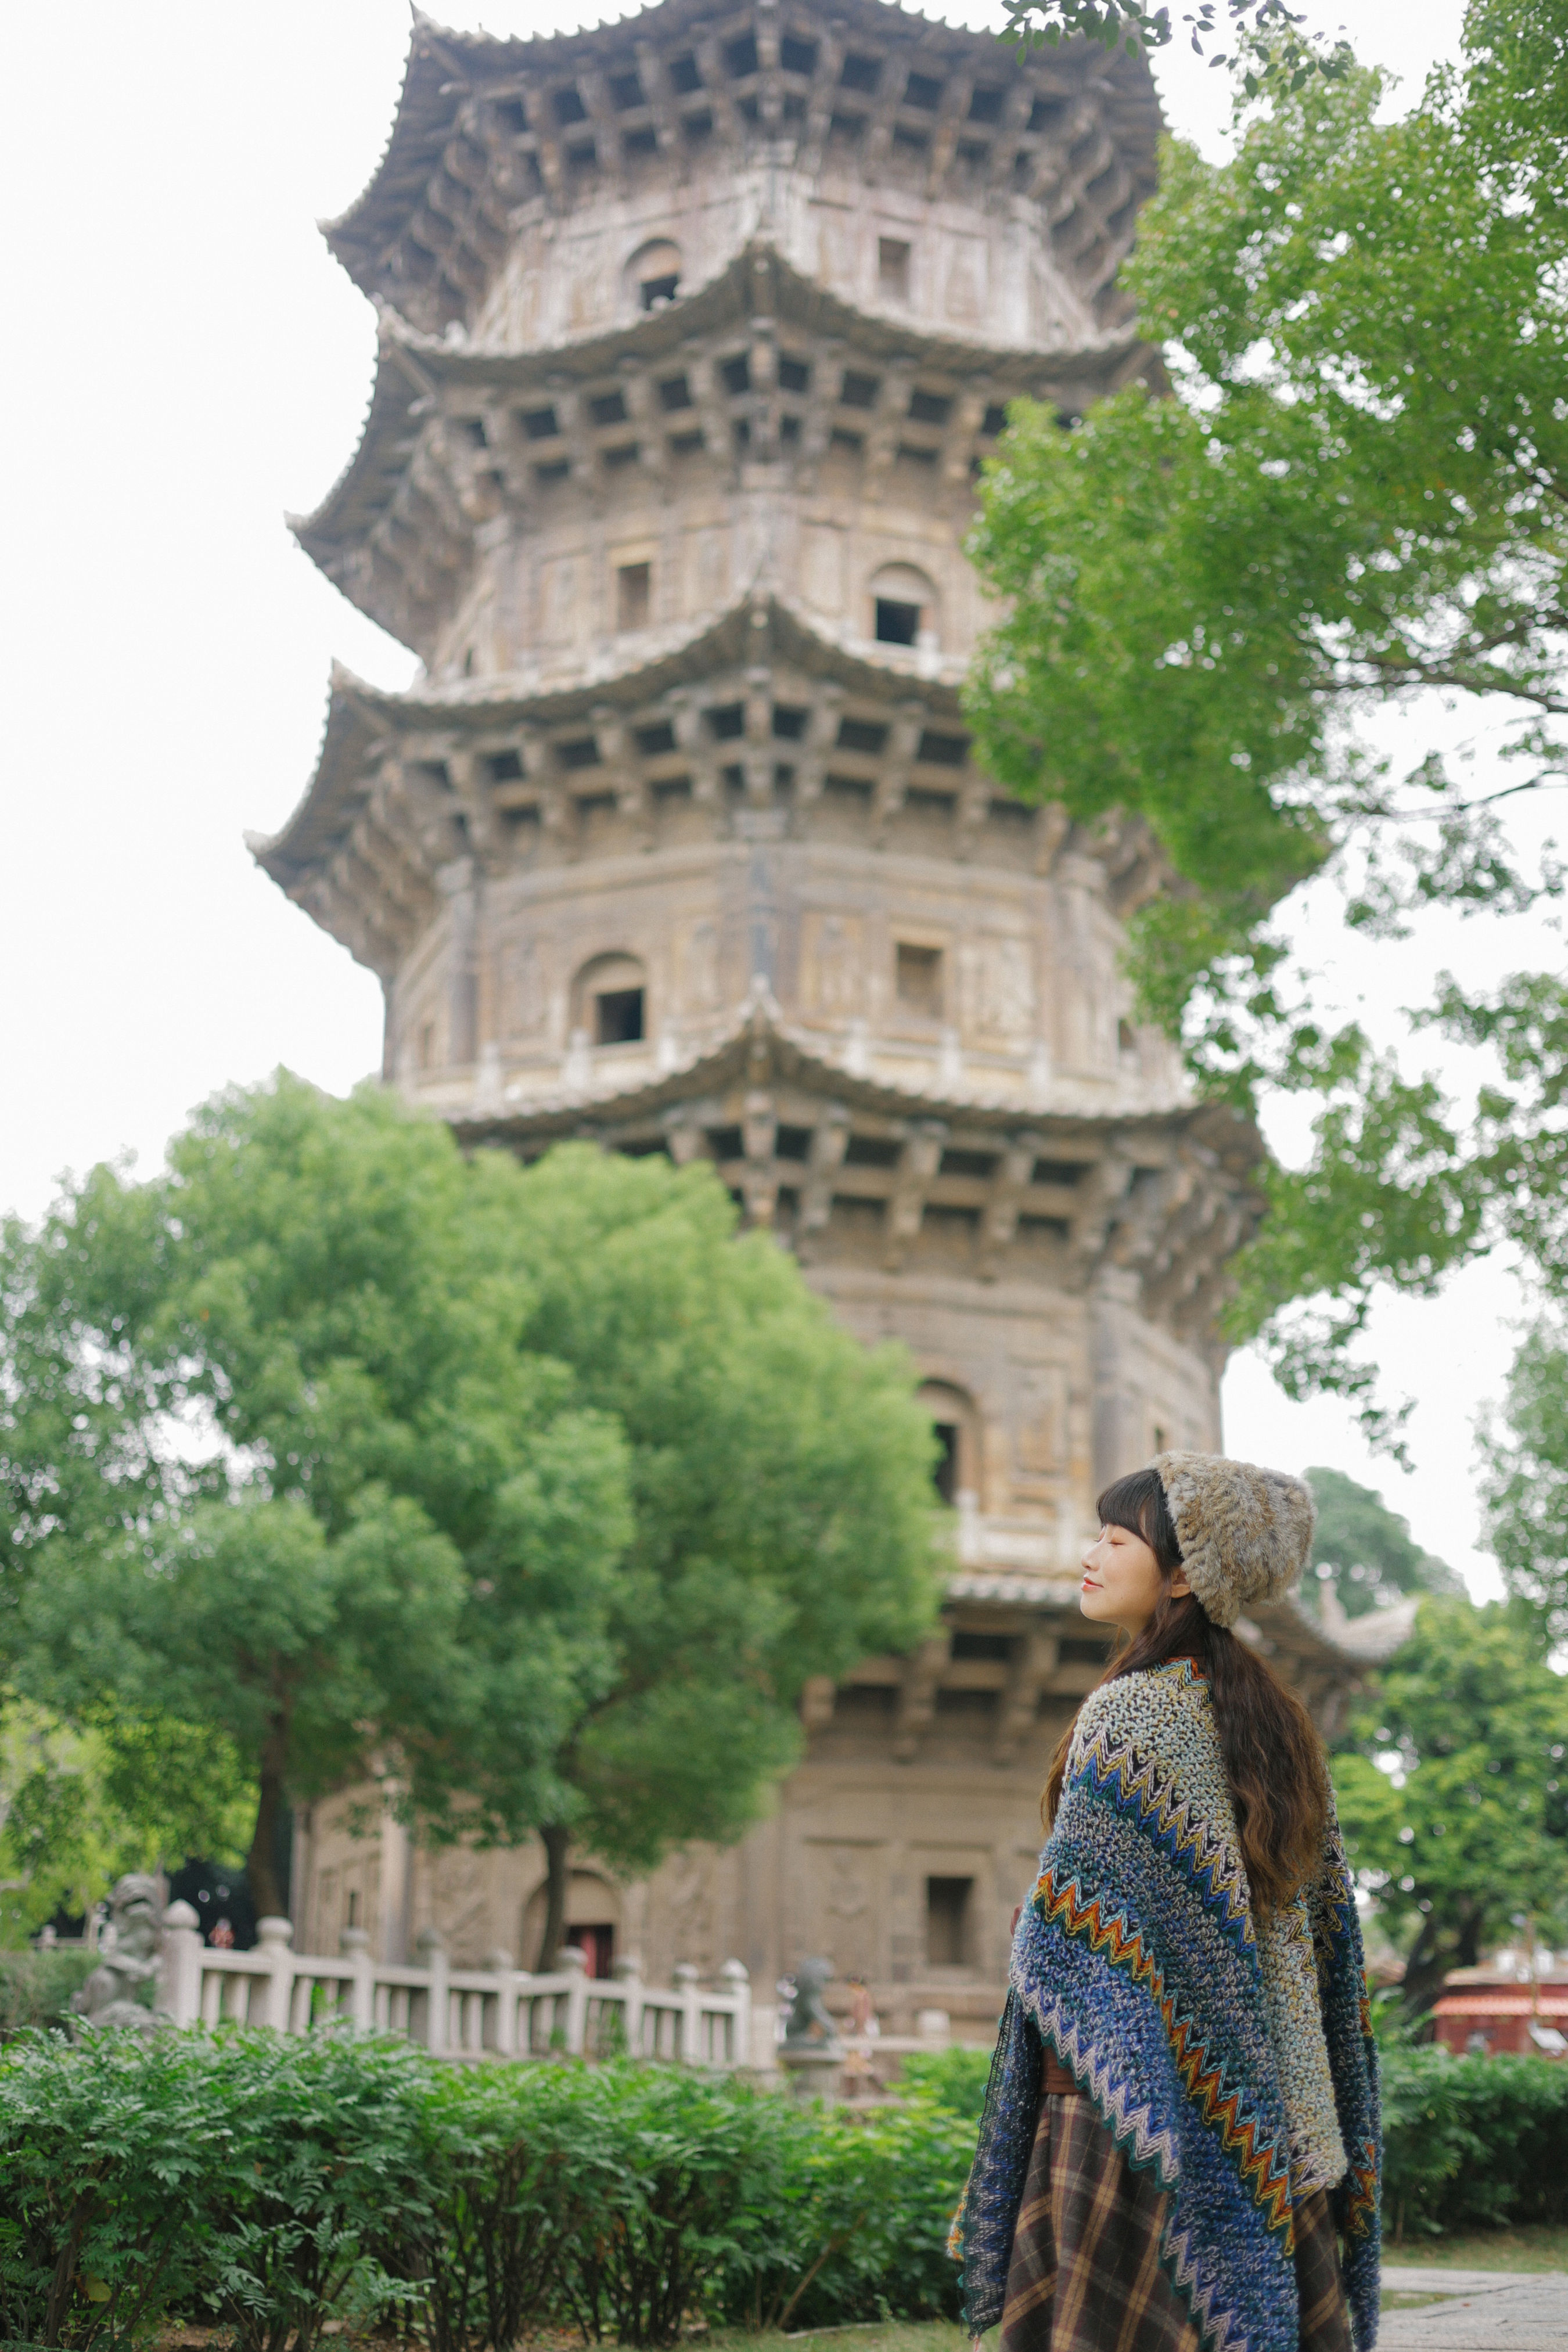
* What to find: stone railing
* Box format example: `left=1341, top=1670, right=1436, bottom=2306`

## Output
left=157, top=1904, right=754, bottom=2069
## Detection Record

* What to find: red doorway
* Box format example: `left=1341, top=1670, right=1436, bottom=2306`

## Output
left=566, top=1923, right=615, bottom=1979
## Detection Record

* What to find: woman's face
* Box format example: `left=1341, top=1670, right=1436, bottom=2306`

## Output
left=1080, top=1517, right=1189, bottom=1637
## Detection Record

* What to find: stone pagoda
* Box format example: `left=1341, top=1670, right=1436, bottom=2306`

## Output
left=257, top=0, right=1402, bottom=2040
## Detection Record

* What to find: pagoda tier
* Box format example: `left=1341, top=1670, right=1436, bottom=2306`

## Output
left=325, top=0, right=1157, bottom=346
left=293, top=239, right=1153, bottom=665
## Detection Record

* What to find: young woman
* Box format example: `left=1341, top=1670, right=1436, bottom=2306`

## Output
left=954, top=1452, right=1381, bottom=2352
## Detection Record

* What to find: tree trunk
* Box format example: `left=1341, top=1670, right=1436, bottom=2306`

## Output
left=535, top=1823, right=570, bottom=1971
left=1401, top=1903, right=1479, bottom=2019
left=244, top=1720, right=289, bottom=1922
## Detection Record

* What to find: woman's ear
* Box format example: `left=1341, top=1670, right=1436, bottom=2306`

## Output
left=1170, top=1574, right=1192, bottom=1599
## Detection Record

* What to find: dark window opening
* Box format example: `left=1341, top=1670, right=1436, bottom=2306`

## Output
left=733, top=418, right=751, bottom=456
left=413, top=759, right=450, bottom=790
left=1017, top=1213, right=1070, bottom=1241
left=970, top=84, right=1005, bottom=121
left=521, top=404, right=560, bottom=440
left=905, top=786, right=956, bottom=818
left=828, top=110, right=865, bottom=141
left=558, top=735, right=601, bottom=770
left=625, top=127, right=660, bottom=159
left=782, top=91, right=807, bottom=121
left=576, top=790, right=616, bottom=819
left=772, top=704, right=808, bottom=740
left=707, top=702, right=745, bottom=740
left=932, top=1421, right=959, bottom=1504
left=909, top=387, right=952, bottom=425
left=725, top=31, right=759, bottom=75
left=668, top=52, right=702, bottom=92
left=683, top=107, right=714, bottom=141
left=609, top=70, right=644, bottom=109
left=778, top=354, right=811, bottom=394
left=823, top=770, right=873, bottom=801
left=1060, top=1636, right=1112, bottom=1666
left=981, top=402, right=1009, bottom=436
left=935, top=1685, right=995, bottom=1717
left=496, top=98, right=527, bottom=136
left=485, top=749, right=524, bottom=783
left=460, top=416, right=488, bottom=448
left=534, top=458, right=570, bottom=485
left=837, top=717, right=887, bottom=753
left=918, top=729, right=969, bottom=767
left=958, top=136, right=990, bottom=164
left=840, top=51, right=881, bottom=90
left=659, top=373, right=693, bottom=411
left=896, top=942, right=944, bottom=1017
left=779, top=413, right=802, bottom=444
left=926, top=1876, right=972, bottom=1966
left=781, top=33, right=818, bottom=72
left=589, top=390, right=628, bottom=427
left=940, top=1147, right=997, bottom=1179
left=565, top=139, right=596, bottom=170
left=1119, top=1019, right=1137, bottom=1052
left=603, top=441, right=640, bottom=469
left=878, top=237, right=911, bottom=299
left=707, top=1124, right=745, bottom=1161
left=904, top=69, right=942, bottom=108
left=670, top=428, right=705, bottom=456
left=1028, top=96, right=1066, bottom=133
left=616, top=562, right=651, bottom=632
left=896, top=442, right=938, bottom=467
left=843, top=1132, right=901, bottom=1168
left=876, top=596, right=921, bottom=645
left=652, top=774, right=692, bottom=802
left=776, top=1125, right=813, bottom=1161
left=595, top=987, right=645, bottom=1045
left=566, top=1923, right=616, bottom=1977
left=951, top=1630, right=1012, bottom=1661
left=829, top=426, right=864, bottom=454
left=893, top=124, right=930, bottom=153
left=553, top=84, right=588, bottom=123
left=720, top=353, right=751, bottom=397
left=635, top=721, right=677, bottom=756
left=1032, top=1159, right=1085, bottom=1187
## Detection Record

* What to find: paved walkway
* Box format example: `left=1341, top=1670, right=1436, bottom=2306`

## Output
left=1380, top=2265, right=1568, bottom=2351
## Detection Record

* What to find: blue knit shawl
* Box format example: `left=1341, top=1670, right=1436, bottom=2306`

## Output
left=955, top=1661, right=1380, bottom=2352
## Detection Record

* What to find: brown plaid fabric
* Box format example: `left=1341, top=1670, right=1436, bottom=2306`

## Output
left=997, top=2093, right=1353, bottom=2352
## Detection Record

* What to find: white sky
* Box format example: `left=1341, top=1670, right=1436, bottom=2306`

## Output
left=2, top=0, right=1528, bottom=1597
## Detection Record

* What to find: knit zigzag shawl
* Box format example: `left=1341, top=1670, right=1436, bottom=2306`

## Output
left=956, top=1660, right=1380, bottom=2352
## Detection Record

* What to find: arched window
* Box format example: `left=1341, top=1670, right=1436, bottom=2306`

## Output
left=626, top=238, right=682, bottom=311
left=574, top=951, right=648, bottom=1045
left=869, top=561, right=938, bottom=650
left=918, top=1379, right=979, bottom=1506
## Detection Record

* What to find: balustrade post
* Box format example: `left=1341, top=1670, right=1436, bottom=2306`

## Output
left=718, top=1957, right=750, bottom=2072
left=416, top=1924, right=449, bottom=2055
left=612, top=1952, right=645, bottom=2060
left=673, top=1961, right=701, bottom=2063
left=340, top=1925, right=374, bottom=2030
left=160, top=1900, right=203, bottom=2027
left=558, top=1943, right=590, bottom=2056
left=485, top=1947, right=522, bottom=2056
left=256, top=1916, right=295, bottom=2032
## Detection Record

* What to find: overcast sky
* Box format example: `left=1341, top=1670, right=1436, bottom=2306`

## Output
left=5, top=0, right=1532, bottom=1597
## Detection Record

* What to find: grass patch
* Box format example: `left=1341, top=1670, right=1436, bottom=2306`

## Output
left=706, top=2328, right=968, bottom=2352
left=1382, top=2222, right=1568, bottom=2274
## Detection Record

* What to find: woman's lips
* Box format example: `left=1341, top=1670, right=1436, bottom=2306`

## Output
left=1081, top=1576, right=1100, bottom=1589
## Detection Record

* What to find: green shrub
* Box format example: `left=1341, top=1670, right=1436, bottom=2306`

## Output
left=1381, top=2048, right=1568, bottom=2240
left=899, top=2047, right=992, bottom=2122
left=0, top=1954, right=95, bottom=2044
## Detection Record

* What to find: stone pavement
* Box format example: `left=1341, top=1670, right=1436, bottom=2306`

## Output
left=1380, top=2266, right=1568, bottom=2351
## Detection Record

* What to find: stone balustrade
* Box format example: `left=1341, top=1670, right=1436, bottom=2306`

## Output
left=156, top=1903, right=754, bottom=2069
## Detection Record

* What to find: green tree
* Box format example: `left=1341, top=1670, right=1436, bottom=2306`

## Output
left=1481, top=1322, right=1568, bottom=1657
left=1301, top=1467, right=1461, bottom=1621
left=2, top=1078, right=938, bottom=1947
left=1333, top=1598, right=1568, bottom=2013
left=963, top=0, right=1568, bottom=1438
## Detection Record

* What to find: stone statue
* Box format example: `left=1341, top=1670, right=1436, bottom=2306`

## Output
left=72, top=1874, right=168, bottom=2034
left=782, top=1956, right=841, bottom=2055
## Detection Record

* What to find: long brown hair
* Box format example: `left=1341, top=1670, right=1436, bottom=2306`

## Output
left=1044, top=1468, right=1330, bottom=1915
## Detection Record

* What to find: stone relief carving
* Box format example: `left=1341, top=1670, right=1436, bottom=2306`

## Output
left=803, top=915, right=862, bottom=1017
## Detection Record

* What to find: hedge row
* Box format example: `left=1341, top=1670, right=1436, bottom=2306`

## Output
left=0, top=2030, right=973, bottom=2351
left=2, top=2029, right=1565, bottom=2352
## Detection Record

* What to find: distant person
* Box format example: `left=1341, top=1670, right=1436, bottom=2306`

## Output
left=953, top=1455, right=1380, bottom=2352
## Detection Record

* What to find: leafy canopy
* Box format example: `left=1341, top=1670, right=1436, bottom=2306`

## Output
left=965, top=0, right=1568, bottom=1443
left=1, top=1077, right=938, bottom=1923
left=1332, top=1597, right=1568, bottom=2012
left=1300, top=1466, right=1459, bottom=1621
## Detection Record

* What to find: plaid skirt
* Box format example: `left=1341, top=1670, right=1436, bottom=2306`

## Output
left=998, top=2090, right=1353, bottom=2352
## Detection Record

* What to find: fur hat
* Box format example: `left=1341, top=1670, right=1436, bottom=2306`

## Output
left=1153, top=1450, right=1315, bottom=1629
